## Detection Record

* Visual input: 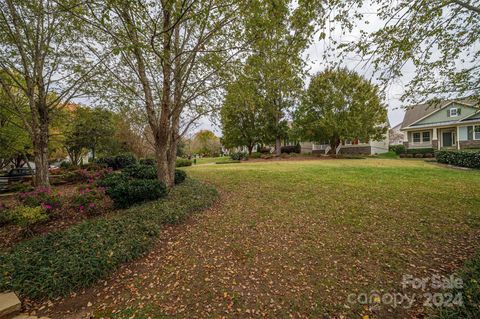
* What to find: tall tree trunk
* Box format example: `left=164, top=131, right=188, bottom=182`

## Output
left=275, top=137, right=281, bottom=156
left=248, top=144, right=253, bottom=155
left=32, top=126, right=49, bottom=187
left=156, top=7, right=174, bottom=187
left=31, top=98, right=50, bottom=187
left=166, top=23, right=182, bottom=187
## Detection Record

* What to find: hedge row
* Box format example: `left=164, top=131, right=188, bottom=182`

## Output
left=0, top=179, right=218, bottom=299
left=435, top=150, right=480, bottom=169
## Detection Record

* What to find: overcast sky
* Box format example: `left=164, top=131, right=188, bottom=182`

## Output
left=197, top=7, right=410, bottom=136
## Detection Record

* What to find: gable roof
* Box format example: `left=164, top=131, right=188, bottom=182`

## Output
left=401, top=98, right=477, bottom=128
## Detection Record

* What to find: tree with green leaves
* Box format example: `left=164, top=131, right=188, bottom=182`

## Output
left=241, top=0, right=322, bottom=155
left=333, top=0, right=480, bottom=103
left=0, top=89, right=31, bottom=169
left=292, top=69, right=388, bottom=151
left=220, top=74, right=264, bottom=155
left=62, top=106, right=117, bottom=165
left=188, top=130, right=222, bottom=157
left=0, top=0, right=101, bottom=186
left=83, top=0, right=245, bottom=187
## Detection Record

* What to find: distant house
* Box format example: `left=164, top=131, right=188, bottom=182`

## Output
left=400, top=99, right=480, bottom=150
left=389, top=123, right=405, bottom=145
left=299, top=136, right=389, bottom=155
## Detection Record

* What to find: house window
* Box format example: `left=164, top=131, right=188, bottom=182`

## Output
left=468, top=126, right=474, bottom=140
left=449, top=108, right=459, bottom=117
left=413, top=132, right=421, bottom=143
left=422, top=132, right=431, bottom=142
left=475, top=126, right=480, bottom=140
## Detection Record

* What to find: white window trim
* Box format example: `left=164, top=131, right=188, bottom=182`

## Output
left=411, top=131, right=431, bottom=144
left=422, top=131, right=431, bottom=142
left=474, top=125, right=480, bottom=140
left=449, top=108, right=459, bottom=117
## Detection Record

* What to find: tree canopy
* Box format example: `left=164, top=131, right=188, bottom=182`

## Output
left=333, top=0, right=480, bottom=103
left=292, top=69, right=388, bottom=149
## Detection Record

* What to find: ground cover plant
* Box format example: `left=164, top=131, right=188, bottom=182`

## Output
left=0, top=179, right=217, bottom=299
left=39, top=158, right=479, bottom=319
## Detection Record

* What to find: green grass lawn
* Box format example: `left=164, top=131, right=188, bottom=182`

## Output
left=181, top=159, right=480, bottom=318
left=43, top=158, right=480, bottom=318
left=194, top=156, right=230, bottom=165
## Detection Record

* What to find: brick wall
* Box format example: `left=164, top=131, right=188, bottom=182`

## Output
left=340, top=146, right=372, bottom=154
left=459, top=140, right=480, bottom=149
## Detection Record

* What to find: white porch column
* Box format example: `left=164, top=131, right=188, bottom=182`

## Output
left=432, top=128, right=439, bottom=150
left=403, top=131, right=408, bottom=142
left=457, top=126, right=460, bottom=150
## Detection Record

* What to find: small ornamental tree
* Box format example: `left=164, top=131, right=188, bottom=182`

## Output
left=293, top=69, right=388, bottom=151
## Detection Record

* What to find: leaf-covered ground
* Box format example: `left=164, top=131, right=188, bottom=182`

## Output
left=34, top=159, right=480, bottom=318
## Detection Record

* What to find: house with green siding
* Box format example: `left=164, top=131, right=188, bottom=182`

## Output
left=400, top=99, right=480, bottom=150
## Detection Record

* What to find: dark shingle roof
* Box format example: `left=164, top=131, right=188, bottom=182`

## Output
left=401, top=98, right=477, bottom=128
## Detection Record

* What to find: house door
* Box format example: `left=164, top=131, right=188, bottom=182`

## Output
left=442, top=132, right=453, bottom=147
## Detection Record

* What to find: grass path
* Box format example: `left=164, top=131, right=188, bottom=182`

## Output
left=36, top=159, right=480, bottom=318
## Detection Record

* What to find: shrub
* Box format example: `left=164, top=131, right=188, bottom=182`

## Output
left=59, top=161, right=72, bottom=169
left=406, top=148, right=434, bottom=155
left=71, top=187, right=108, bottom=216
left=96, top=154, right=137, bottom=170
left=123, top=164, right=157, bottom=180
left=176, top=158, right=193, bottom=167
left=106, top=179, right=167, bottom=209
left=9, top=205, right=49, bottom=230
left=0, top=203, right=11, bottom=226
left=230, top=152, right=247, bottom=161
left=435, top=150, right=480, bottom=169
left=18, top=188, right=62, bottom=213
left=0, top=179, right=217, bottom=299
left=389, top=144, right=406, bottom=155
left=414, top=153, right=424, bottom=158
left=80, top=163, right=107, bottom=171
left=248, top=152, right=262, bottom=159
left=63, top=168, right=113, bottom=184
left=406, top=154, right=414, bottom=158
left=424, top=153, right=434, bottom=158
left=97, top=172, right=129, bottom=189
left=281, top=144, right=301, bottom=154
left=139, top=158, right=156, bottom=166
left=174, top=169, right=187, bottom=184
left=259, top=147, right=271, bottom=154
left=399, top=153, right=406, bottom=158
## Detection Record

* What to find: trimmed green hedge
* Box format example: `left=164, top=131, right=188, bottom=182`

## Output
left=123, top=164, right=157, bottom=180
left=0, top=179, right=217, bottom=299
left=106, top=179, right=167, bottom=209
left=435, top=150, right=480, bottom=169
left=176, top=158, right=192, bottom=167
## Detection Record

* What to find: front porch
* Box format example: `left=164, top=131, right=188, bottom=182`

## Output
left=404, top=127, right=460, bottom=150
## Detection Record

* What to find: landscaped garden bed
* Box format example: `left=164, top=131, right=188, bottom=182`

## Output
left=0, top=178, right=217, bottom=299
left=0, top=154, right=218, bottom=301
